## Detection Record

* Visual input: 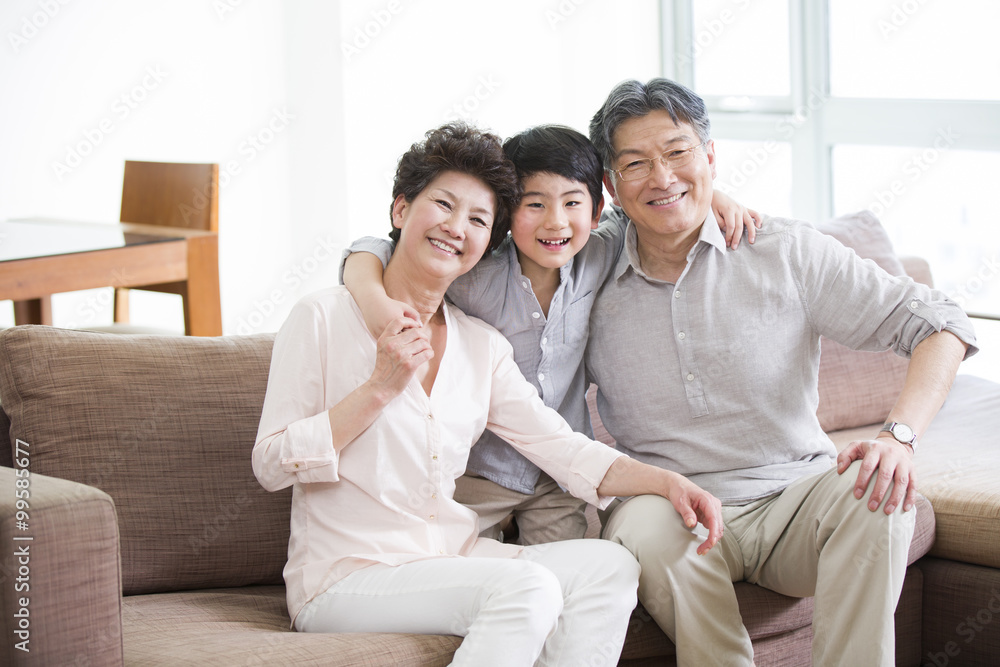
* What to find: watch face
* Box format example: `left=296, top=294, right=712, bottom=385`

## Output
left=893, top=423, right=914, bottom=442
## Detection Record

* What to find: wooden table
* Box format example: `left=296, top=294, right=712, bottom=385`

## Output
left=0, top=218, right=222, bottom=336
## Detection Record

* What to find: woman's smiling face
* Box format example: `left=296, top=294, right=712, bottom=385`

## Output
left=391, top=170, right=497, bottom=282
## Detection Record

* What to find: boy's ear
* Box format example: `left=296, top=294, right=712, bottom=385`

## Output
left=591, top=194, right=605, bottom=229
left=391, top=194, right=408, bottom=229
left=602, top=173, right=620, bottom=207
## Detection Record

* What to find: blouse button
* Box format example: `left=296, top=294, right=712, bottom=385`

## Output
left=686, top=373, right=695, bottom=381
left=677, top=331, right=686, bottom=340
left=532, top=312, right=541, bottom=319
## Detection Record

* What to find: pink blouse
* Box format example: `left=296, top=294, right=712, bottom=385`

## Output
left=252, top=287, right=623, bottom=625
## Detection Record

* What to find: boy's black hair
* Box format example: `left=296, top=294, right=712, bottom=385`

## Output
left=502, top=125, right=604, bottom=217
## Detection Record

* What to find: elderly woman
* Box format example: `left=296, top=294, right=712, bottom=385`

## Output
left=252, top=123, right=722, bottom=666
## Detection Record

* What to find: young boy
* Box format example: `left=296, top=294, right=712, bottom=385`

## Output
left=340, top=125, right=758, bottom=545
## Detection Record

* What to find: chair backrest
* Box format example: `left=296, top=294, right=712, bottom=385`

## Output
left=120, top=160, right=219, bottom=232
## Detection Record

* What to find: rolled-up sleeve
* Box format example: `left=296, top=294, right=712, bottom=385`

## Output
left=484, top=333, right=624, bottom=508
left=338, top=237, right=394, bottom=284
left=253, top=301, right=341, bottom=491
left=789, top=225, right=978, bottom=359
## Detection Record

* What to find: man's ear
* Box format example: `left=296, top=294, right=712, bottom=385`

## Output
left=603, top=173, right=620, bottom=207
left=591, top=194, right=605, bottom=229
left=391, top=194, right=408, bottom=230
left=705, top=139, right=717, bottom=180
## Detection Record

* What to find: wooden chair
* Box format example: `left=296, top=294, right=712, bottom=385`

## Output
left=112, top=161, right=219, bottom=332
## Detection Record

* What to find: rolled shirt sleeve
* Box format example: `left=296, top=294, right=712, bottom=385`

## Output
left=253, top=300, right=342, bottom=491
left=338, top=237, right=394, bottom=284
left=788, top=223, right=978, bottom=359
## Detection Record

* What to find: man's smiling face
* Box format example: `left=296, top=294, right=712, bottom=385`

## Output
left=604, top=109, right=716, bottom=245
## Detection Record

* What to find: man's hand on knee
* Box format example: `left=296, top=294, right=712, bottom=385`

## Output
left=836, top=438, right=917, bottom=514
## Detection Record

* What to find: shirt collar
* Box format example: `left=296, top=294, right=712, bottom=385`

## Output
left=614, top=211, right=724, bottom=282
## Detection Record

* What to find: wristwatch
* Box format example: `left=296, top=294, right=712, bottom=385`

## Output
left=880, top=421, right=918, bottom=450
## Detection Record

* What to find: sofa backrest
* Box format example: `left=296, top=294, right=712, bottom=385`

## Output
left=0, top=326, right=290, bottom=595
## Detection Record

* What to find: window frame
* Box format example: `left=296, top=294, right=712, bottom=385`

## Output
left=661, top=0, right=1000, bottom=319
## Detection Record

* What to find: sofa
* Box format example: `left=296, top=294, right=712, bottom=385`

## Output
left=1, top=213, right=998, bottom=666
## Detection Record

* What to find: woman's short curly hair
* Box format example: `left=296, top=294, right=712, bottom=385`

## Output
left=389, top=122, right=520, bottom=255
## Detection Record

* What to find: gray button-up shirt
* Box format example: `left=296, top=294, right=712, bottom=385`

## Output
left=341, top=209, right=628, bottom=493
left=586, top=215, right=978, bottom=505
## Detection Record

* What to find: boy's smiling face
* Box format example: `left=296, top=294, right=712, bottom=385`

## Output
left=510, top=172, right=600, bottom=279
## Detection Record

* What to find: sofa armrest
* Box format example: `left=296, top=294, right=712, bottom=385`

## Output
left=1, top=466, right=123, bottom=666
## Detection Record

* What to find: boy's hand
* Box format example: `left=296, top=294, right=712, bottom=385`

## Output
left=711, top=189, right=762, bottom=250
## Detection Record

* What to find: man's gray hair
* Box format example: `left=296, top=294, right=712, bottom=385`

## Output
left=589, top=78, right=711, bottom=170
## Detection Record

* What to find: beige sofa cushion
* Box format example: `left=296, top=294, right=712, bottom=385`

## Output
left=0, top=326, right=289, bottom=595
left=815, top=211, right=912, bottom=432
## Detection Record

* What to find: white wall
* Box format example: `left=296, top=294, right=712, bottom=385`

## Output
left=0, top=0, right=660, bottom=333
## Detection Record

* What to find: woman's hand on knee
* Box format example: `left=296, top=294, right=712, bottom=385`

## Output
left=667, top=475, right=724, bottom=556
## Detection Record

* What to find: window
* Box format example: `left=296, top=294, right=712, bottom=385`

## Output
left=663, top=0, right=1000, bottom=380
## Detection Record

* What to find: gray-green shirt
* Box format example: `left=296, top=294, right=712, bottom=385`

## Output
left=586, top=216, right=978, bottom=505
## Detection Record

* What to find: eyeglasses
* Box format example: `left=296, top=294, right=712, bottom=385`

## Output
left=611, top=143, right=706, bottom=182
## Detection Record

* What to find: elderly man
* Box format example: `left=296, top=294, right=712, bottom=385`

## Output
left=585, top=78, right=977, bottom=666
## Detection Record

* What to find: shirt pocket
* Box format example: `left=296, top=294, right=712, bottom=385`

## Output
left=562, top=290, right=595, bottom=346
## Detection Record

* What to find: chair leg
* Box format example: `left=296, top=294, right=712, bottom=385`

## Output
left=113, top=287, right=130, bottom=323
left=13, top=296, right=53, bottom=325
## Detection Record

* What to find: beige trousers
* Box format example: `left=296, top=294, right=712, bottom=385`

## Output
left=600, top=461, right=916, bottom=667
left=454, top=471, right=589, bottom=545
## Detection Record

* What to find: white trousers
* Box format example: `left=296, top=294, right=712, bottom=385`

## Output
left=295, top=539, right=640, bottom=667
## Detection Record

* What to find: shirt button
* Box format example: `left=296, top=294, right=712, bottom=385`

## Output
left=427, top=414, right=433, bottom=420
left=674, top=290, right=681, bottom=299
left=541, top=337, right=548, bottom=345
left=429, top=515, right=435, bottom=520
left=431, top=493, right=437, bottom=499
left=294, top=463, right=299, bottom=469
left=538, top=373, right=545, bottom=381
left=909, top=301, right=919, bottom=309
left=532, top=312, right=541, bottom=319
left=522, top=281, right=529, bottom=289
left=686, top=373, right=695, bottom=381
left=432, top=455, right=438, bottom=460
left=677, top=331, right=686, bottom=340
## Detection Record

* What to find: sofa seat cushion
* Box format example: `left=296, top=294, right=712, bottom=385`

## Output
left=912, top=375, right=1000, bottom=568
left=0, top=326, right=290, bottom=595
left=123, top=586, right=460, bottom=666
